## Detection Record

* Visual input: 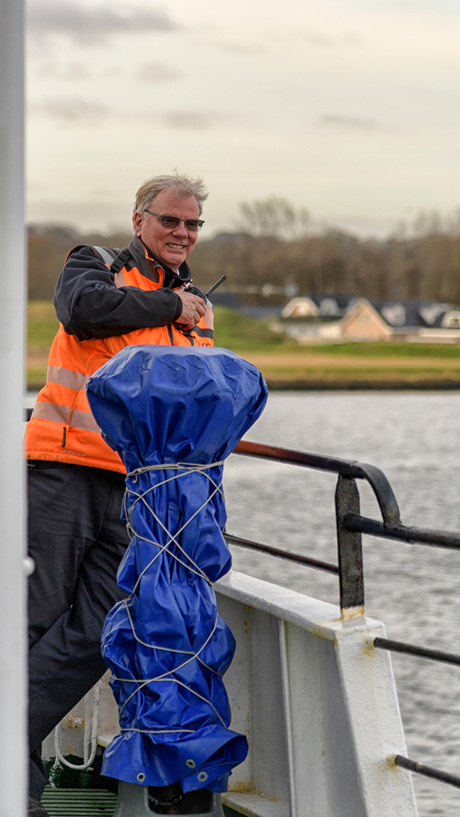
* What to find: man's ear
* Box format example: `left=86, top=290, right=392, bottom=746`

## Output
left=133, top=211, right=144, bottom=237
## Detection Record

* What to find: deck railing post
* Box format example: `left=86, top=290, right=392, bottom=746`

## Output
left=335, top=475, right=364, bottom=617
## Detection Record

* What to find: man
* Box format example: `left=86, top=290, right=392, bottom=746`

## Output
left=25, top=173, right=213, bottom=817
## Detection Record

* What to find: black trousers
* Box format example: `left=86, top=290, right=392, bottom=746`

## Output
left=28, top=461, right=129, bottom=799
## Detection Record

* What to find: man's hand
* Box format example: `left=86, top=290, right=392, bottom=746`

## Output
left=175, top=287, right=206, bottom=329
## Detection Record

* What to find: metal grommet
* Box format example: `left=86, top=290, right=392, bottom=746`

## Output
left=137, top=772, right=146, bottom=782
left=197, top=771, right=208, bottom=782
left=186, top=759, right=196, bottom=768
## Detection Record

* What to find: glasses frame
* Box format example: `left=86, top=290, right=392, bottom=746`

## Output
left=144, top=209, right=205, bottom=232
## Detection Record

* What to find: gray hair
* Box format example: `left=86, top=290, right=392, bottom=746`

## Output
left=133, top=173, right=208, bottom=219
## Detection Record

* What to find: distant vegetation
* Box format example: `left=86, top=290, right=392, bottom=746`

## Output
left=25, top=198, right=460, bottom=389
left=26, top=302, right=289, bottom=389
left=28, top=225, right=133, bottom=301
left=28, top=199, right=460, bottom=306
left=27, top=302, right=460, bottom=391
left=27, top=303, right=285, bottom=356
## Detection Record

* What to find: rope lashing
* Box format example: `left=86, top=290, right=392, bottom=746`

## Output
left=113, top=460, right=229, bottom=734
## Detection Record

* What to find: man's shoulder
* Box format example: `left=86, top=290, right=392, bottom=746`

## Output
left=66, top=244, right=120, bottom=263
left=91, top=246, right=121, bottom=265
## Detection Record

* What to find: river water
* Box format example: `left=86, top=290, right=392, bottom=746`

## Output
left=223, top=391, right=460, bottom=817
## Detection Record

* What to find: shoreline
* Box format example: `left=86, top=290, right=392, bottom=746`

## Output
left=265, top=380, right=460, bottom=391
left=27, top=343, right=460, bottom=393
left=27, top=379, right=460, bottom=393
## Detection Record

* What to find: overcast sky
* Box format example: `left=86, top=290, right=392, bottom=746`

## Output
left=26, top=0, right=460, bottom=238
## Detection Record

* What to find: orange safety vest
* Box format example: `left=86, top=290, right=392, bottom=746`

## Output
left=25, top=252, right=214, bottom=473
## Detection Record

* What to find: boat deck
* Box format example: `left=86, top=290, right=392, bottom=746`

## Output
left=41, top=787, right=117, bottom=816
left=41, top=787, right=239, bottom=816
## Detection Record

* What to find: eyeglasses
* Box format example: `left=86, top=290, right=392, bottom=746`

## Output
left=144, top=210, right=204, bottom=232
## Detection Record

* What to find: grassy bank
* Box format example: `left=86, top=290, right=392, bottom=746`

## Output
left=217, top=309, right=460, bottom=388
left=27, top=302, right=460, bottom=390
left=27, top=301, right=59, bottom=389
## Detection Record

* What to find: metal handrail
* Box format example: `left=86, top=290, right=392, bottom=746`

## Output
left=234, top=440, right=402, bottom=525
left=344, top=512, right=460, bottom=549
left=229, top=438, right=460, bottom=795
left=373, top=636, right=460, bottom=666
left=231, top=439, right=460, bottom=607
left=223, top=532, right=339, bottom=574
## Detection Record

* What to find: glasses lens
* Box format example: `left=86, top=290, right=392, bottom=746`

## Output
left=184, top=220, right=201, bottom=232
left=160, top=216, right=180, bottom=229
left=149, top=212, right=204, bottom=232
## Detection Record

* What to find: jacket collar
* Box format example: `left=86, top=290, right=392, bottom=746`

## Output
left=128, top=235, right=192, bottom=287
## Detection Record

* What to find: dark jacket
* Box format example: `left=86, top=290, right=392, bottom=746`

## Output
left=54, top=235, right=191, bottom=341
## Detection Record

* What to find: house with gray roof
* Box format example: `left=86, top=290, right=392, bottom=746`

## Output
left=340, top=298, right=460, bottom=342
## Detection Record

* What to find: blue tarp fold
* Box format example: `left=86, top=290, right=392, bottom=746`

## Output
left=86, top=346, right=268, bottom=790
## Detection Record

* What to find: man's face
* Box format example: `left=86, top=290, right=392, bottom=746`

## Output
left=133, top=189, right=200, bottom=271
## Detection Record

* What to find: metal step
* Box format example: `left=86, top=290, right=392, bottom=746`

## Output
left=41, top=786, right=234, bottom=817
left=41, top=787, right=117, bottom=816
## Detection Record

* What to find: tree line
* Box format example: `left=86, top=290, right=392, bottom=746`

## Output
left=28, top=199, right=460, bottom=306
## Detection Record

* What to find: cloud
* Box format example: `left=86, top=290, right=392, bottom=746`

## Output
left=30, top=98, right=110, bottom=125
left=379, top=0, right=459, bottom=14
left=303, top=31, right=362, bottom=48
left=215, top=41, right=267, bottom=56
left=30, top=100, right=227, bottom=131
left=213, top=30, right=360, bottom=57
left=318, top=114, right=381, bottom=130
left=135, top=62, right=183, bottom=83
left=33, top=60, right=92, bottom=80
left=27, top=0, right=179, bottom=46
left=164, top=111, right=220, bottom=130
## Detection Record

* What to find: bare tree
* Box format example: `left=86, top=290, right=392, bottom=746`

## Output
left=237, top=197, right=310, bottom=240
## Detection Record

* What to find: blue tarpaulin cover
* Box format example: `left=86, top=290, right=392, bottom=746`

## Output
left=86, top=345, right=268, bottom=791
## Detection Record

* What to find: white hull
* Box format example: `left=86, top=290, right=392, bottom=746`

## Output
left=217, top=571, right=417, bottom=817
left=45, top=569, right=417, bottom=817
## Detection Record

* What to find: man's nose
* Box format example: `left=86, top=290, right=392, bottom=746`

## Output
left=172, top=220, right=188, bottom=238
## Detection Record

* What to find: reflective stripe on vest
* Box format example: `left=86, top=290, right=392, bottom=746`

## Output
left=47, top=366, right=90, bottom=390
left=31, top=401, right=101, bottom=433
left=114, top=271, right=126, bottom=288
